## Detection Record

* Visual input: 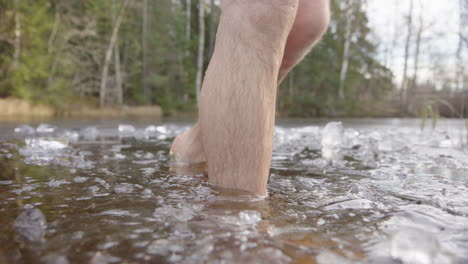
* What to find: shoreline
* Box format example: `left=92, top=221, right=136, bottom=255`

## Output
left=0, top=98, right=163, bottom=121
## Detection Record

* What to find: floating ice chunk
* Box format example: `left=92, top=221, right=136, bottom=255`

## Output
left=118, top=124, right=136, bottom=136
left=95, top=178, right=109, bottom=189
left=238, top=210, right=262, bottom=226
left=0, top=180, right=13, bottom=185
left=99, top=210, right=140, bottom=217
left=317, top=218, right=326, bottom=226
left=322, top=122, right=344, bottom=146
left=81, top=126, right=99, bottom=140
left=147, top=125, right=168, bottom=134
left=147, top=239, right=184, bottom=256
left=132, top=160, right=158, bottom=165
left=41, top=254, right=70, bottom=264
left=133, top=129, right=148, bottom=140
left=343, top=128, right=360, bottom=147
left=316, top=250, right=353, bottom=264
left=153, top=203, right=203, bottom=222
left=89, top=252, right=121, bottom=264
left=141, top=189, right=154, bottom=198
left=14, top=125, right=35, bottom=135
left=348, top=135, right=378, bottom=164
left=48, top=179, right=70, bottom=188
left=143, top=152, right=154, bottom=159
left=24, top=138, right=68, bottom=150
left=390, top=228, right=440, bottom=264
left=98, top=241, right=119, bottom=250
left=141, top=167, right=157, bottom=176
left=59, top=130, right=79, bottom=143
left=114, top=153, right=126, bottom=159
left=14, top=205, right=47, bottom=242
left=36, top=124, right=56, bottom=133
left=324, top=199, right=374, bottom=211
left=89, top=186, right=100, bottom=195
left=114, top=183, right=140, bottom=194
left=19, top=138, right=71, bottom=166
left=110, top=144, right=131, bottom=152
left=74, top=177, right=88, bottom=183
left=439, top=138, right=454, bottom=148
left=256, top=248, right=291, bottom=263
left=321, top=122, right=344, bottom=162
left=144, top=125, right=160, bottom=134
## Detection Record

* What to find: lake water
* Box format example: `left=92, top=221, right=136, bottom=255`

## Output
left=0, top=118, right=467, bottom=264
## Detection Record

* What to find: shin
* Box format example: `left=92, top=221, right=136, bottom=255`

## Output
left=199, top=0, right=299, bottom=195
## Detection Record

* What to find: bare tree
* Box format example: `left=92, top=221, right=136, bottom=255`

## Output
left=388, top=0, right=400, bottom=70
left=456, top=0, right=465, bottom=91
left=48, top=9, right=60, bottom=54
left=409, top=0, right=425, bottom=113
left=186, top=0, right=192, bottom=42
left=463, top=0, right=468, bottom=49
left=12, top=0, right=21, bottom=69
left=195, top=0, right=206, bottom=105
left=142, top=0, right=149, bottom=104
left=338, top=0, right=354, bottom=100
left=47, top=6, right=61, bottom=88
left=113, top=0, right=123, bottom=105
left=401, top=0, right=414, bottom=111
left=99, top=0, right=130, bottom=108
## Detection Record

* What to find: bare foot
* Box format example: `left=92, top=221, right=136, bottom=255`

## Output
left=170, top=123, right=206, bottom=165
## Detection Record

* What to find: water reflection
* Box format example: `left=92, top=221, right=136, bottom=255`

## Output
left=0, top=119, right=467, bottom=263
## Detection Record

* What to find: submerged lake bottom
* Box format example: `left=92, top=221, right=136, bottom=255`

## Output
left=0, top=119, right=467, bottom=264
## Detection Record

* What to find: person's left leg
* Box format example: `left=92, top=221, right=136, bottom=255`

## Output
left=171, top=0, right=330, bottom=169
left=278, top=0, right=330, bottom=83
left=170, top=122, right=205, bottom=164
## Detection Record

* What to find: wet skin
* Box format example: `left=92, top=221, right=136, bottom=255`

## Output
left=171, top=0, right=330, bottom=195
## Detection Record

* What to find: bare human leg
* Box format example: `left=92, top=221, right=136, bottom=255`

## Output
left=171, top=0, right=330, bottom=195
left=199, top=0, right=298, bottom=196
left=278, top=0, right=330, bottom=83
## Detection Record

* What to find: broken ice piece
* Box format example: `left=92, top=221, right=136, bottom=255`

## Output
left=14, top=205, right=47, bottom=242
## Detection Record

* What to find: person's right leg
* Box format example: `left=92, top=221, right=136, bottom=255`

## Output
left=171, top=0, right=330, bottom=167
left=198, top=0, right=299, bottom=196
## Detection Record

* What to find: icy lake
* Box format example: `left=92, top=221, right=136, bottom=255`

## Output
left=0, top=118, right=467, bottom=263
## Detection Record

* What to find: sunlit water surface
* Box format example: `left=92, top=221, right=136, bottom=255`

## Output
left=0, top=119, right=467, bottom=264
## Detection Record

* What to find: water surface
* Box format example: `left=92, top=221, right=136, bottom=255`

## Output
left=0, top=119, right=467, bottom=263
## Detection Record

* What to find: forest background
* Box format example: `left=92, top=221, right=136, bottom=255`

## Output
left=0, top=0, right=467, bottom=118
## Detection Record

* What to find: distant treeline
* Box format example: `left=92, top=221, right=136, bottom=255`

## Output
left=1, top=0, right=459, bottom=117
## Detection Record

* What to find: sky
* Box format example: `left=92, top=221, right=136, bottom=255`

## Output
left=365, top=0, right=464, bottom=87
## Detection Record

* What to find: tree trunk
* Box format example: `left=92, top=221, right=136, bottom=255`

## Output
left=338, top=0, right=353, bottom=100
left=142, top=0, right=149, bottom=104
left=289, top=69, right=294, bottom=97
left=186, top=0, right=192, bottom=42
left=114, top=44, right=123, bottom=105
left=456, top=0, right=464, bottom=91
left=195, top=0, right=205, bottom=106
left=386, top=0, right=400, bottom=88
left=401, top=0, right=414, bottom=112
left=208, top=0, right=216, bottom=58
left=113, top=0, right=123, bottom=105
left=47, top=7, right=60, bottom=87
left=99, top=0, right=129, bottom=108
left=409, top=12, right=423, bottom=114
left=48, top=9, right=60, bottom=54
left=12, top=0, right=21, bottom=69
